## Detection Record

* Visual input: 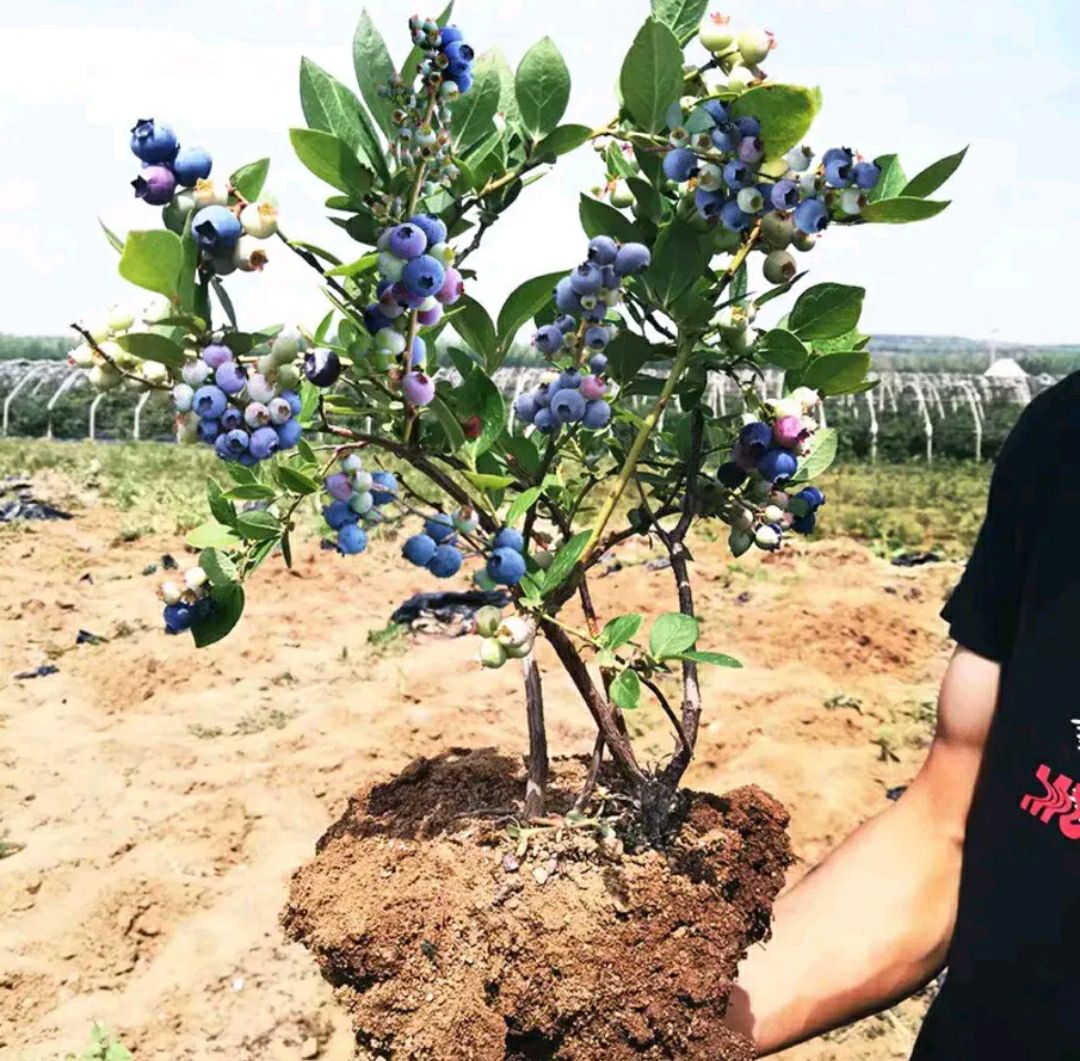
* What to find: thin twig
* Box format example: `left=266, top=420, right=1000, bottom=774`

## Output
left=69, top=324, right=172, bottom=391
left=521, top=651, right=548, bottom=819
left=640, top=673, right=690, bottom=753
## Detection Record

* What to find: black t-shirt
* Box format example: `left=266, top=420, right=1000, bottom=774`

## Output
left=912, top=376, right=1080, bottom=1060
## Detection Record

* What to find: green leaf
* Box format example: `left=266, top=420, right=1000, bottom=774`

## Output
left=730, top=84, right=821, bottom=159
left=192, top=584, right=245, bottom=648
left=802, top=351, right=871, bottom=396
left=115, top=332, right=185, bottom=369
left=229, top=158, right=269, bottom=201
left=789, top=283, right=865, bottom=341
left=211, top=278, right=237, bottom=330
left=186, top=521, right=242, bottom=549
left=352, top=10, right=397, bottom=137
left=651, top=0, right=709, bottom=43
left=756, top=329, right=808, bottom=371
left=859, top=197, right=951, bottom=224
left=449, top=58, right=501, bottom=151
left=505, top=486, right=543, bottom=526
left=609, top=668, right=642, bottom=710
left=533, top=123, right=592, bottom=161
left=542, top=530, right=591, bottom=593
left=459, top=368, right=505, bottom=457
left=236, top=510, right=282, bottom=541
left=619, top=19, right=684, bottom=133
left=225, top=483, right=277, bottom=501
left=606, top=331, right=666, bottom=386
left=289, top=128, right=372, bottom=196
left=463, top=471, right=515, bottom=491
left=869, top=153, right=906, bottom=203
left=119, top=230, right=183, bottom=299
left=793, top=426, right=839, bottom=481
left=645, top=220, right=710, bottom=308
left=430, top=394, right=468, bottom=451
left=515, top=37, right=571, bottom=139
left=482, top=48, right=521, bottom=129
left=680, top=649, right=741, bottom=668
left=200, top=547, right=239, bottom=587
left=299, top=56, right=387, bottom=179
left=298, top=380, right=320, bottom=426
left=627, top=177, right=665, bottom=223
left=649, top=612, right=699, bottom=659
left=599, top=613, right=643, bottom=651
left=578, top=194, right=641, bottom=245
left=496, top=271, right=565, bottom=358
left=451, top=296, right=498, bottom=364
left=277, top=465, right=319, bottom=495
left=902, top=146, right=967, bottom=199
left=206, top=481, right=236, bottom=527
left=99, top=218, right=124, bottom=254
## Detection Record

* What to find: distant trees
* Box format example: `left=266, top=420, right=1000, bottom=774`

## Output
left=0, top=334, right=70, bottom=361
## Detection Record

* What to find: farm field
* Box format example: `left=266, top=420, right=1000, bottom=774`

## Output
left=0, top=442, right=986, bottom=1060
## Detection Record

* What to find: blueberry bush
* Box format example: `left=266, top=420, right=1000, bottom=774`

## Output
left=75, top=5, right=961, bottom=832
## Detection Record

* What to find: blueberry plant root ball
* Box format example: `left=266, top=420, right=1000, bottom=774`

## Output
left=284, top=751, right=791, bottom=1061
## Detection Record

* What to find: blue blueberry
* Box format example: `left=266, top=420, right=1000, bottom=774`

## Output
left=723, top=160, right=752, bottom=190
left=662, top=147, right=698, bottom=183
left=364, top=303, right=395, bottom=335
left=852, top=161, right=881, bottom=190
left=555, top=314, right=577, bottom=334
left=493, top=527, right=524, bottom=553
left=613, top=243, right=651, bottom=277
left=695, top=188, right=725, bottom=220
left=514, top=392, right=539, bottom=423
left=570, top=262, right=604, bottom=296
left=427, top=544, right=463, bottom=578
left=197, top=418, right=221, bottom=444
left=220, top=429, right=250, bottom=459
left=534, top=324, right=564, bottom=355
left=792, top=512, right=817, bottom=534
left=438, top=25, right=465, bottom=45
left=403, top=533, right=438, bottom=566
left=249, top=426, right=280, bottom=461
left=587, top=235, right=618, bottom=266
left=220, top=406, right=243, bottom=431
left=534, top=384, right=552, bottom=408
left=822, top=147, right=854, bottom=168
left=533, top=408, right=559, bottom=434
left=215, top=361, right=246, bottom=395
left=192, top=385, right=227, bottom=419
left=557, top=370, right=581, bottom=390
left=424, top=512, right=457, bottom=543
left=276, top=419, right=303, bottom=449
left=770, top=179, right=800, bottom=211
left=734, top=116, right=761, bottom=137
left=370, top=471, right=398, bottom=504
left=738, top=136, right=764, bottom=164
left=282, top=390, right=302, bottom=416
left=796, top=486, right=825, bottom=509
left=337, top=523, right=368, bottom=555
left=443, top=40, right=474, bottom=66
left=721, top=199, right=753, bottom=232
left=487, top=547, right=526, bottom=586
left=132, top=165, right=176, bottom=206
left=304, top=348, right=341, bottom=388
left=408, top=214, right=447, bottom=246
left=701, top=100, right=729, bottom=125
left=739, top=421, right=773, bottom=459
left=582, top=400, right=611, bottom=429
left=163, top=602, right=193, bottom=634
left=191, top=205, right=241, bottom=252
left=401, top=254, right=446, bottom=298
left=554, top=276, right=583, bottom=314
left=130, top=119, right=179, bottom=163
left=589, top=353, right=608, bottom=374
left=388, top=223, right=427, bottom=259
left=585, top=325, right=611, bottom=351
left=172, top=146, right=212, bottom=187
left=450, top=70, right=474, bottom=93
left=711, top=127, right=737, bottom=153
left=794, top=199, right=829, bottom=234
left=757, top=448, right=798, bottom=483
left=717, top=461, right=747, bottom=488
left=550, top=388, right=586, bottom=423
left=324, top=500, right=359, bottom=530
left=824, top=157, right=853, bottom=187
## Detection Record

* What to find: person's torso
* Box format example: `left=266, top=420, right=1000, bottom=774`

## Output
left=913, top=479, right=1080, bottom=1059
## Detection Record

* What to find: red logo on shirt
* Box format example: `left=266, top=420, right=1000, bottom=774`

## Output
left=1020, top=763, right=1080, bottom=840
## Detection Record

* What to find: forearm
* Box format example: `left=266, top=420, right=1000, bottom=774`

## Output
left=727, top=782, right=962, bottom=1054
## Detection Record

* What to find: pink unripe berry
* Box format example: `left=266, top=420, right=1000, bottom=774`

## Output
left=245, top=402, right=271, bottom=428
left=435, top=267, right=464, bottom=305
left=773, top=415, right=805, bottom=449
left=325, top=473, right=353, bottom=502
left=402, top=370, right=435, bottom=406
left=580, top=375, right=607, bottom=400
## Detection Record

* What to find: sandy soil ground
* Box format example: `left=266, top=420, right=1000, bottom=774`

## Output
left=0, top=501, right=959, bottom=1061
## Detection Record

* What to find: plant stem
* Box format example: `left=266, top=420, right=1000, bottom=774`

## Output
left=521, top=651, right=548, bottom=819
left=69, top=325, right=172, bottom=391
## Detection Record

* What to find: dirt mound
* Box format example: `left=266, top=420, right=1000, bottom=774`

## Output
left=284, top=750, right=791, bottom=1061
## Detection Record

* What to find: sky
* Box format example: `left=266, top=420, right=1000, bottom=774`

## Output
left=1, top=0, right=1079, bottom=345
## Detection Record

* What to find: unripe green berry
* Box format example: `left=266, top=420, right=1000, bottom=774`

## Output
left=792, top=230, right=817, bottom=253
left=610, top=181, right=634, bottom=208
left=761, top=213, right=794, bottom=250
left=478, top=637, right=507, bottom=668
left=763, top=250, right=797, bottom=285
left=737, top=28, right=773, bottom=66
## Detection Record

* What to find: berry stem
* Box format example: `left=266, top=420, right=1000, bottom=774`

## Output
left=405, top=93, right=439, bottom=217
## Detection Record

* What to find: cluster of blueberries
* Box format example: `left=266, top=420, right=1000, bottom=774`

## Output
left=160, top=563, right=214, bottom=635
left=380, top=18, right=473, bottom=184
left=661, top=100, right=881, bottom=240
left=173, top=334, right=304, bottom=463
left=129, top=118, right=278, bottom=277
left=474, top=607, right=536, bottom=669
left=362, top=215, right=464, bottom=406
left=715, top=388, right=829, bottom=550
left=401, top=520, right=529, bottom=586
left=513, top=363, right=612, bottom=433
left=322, top=455, right=400, bottom=555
